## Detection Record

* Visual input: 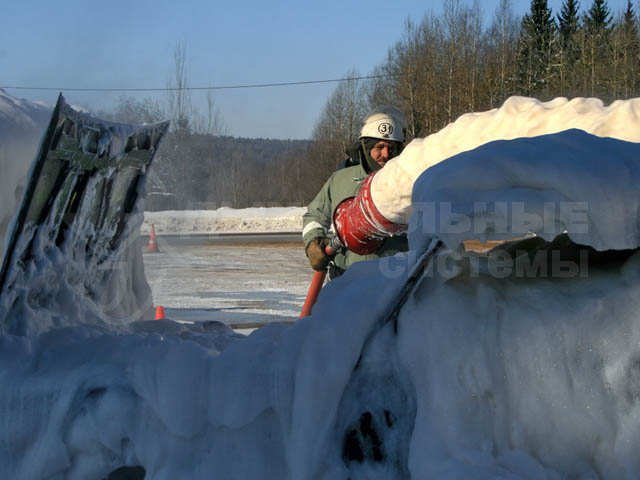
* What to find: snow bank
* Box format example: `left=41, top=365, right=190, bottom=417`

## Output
left=374, top=96, right=640, bottom=223
left=409, top=129, right=640, bottom=253
left=397, top=245, right=640, bottom=478
left=142, top=207, right=305, bottom=234
left=0, top=257, right=414, bottom=480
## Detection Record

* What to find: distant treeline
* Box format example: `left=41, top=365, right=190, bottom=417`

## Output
left=371, top=0, right=639, bottom=138
left=147, top=133, right=312, bottom=210
left=96, top=87, right=316, bottom=210
left=103, top=0, right=640, bottom=210
left=311, top=0, right=640, bottom=184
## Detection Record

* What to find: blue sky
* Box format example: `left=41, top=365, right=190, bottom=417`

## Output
left=0, top=0, right=634, bottom=139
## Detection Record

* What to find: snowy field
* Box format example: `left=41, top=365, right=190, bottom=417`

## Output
left=141, top=207, right=310, bottom=329
left=142, top=236, right=310, bottom=327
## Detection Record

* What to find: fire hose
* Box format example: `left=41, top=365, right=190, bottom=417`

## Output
left=299, top=172, right=408, bottom=317
left=299, top=236, right=342, bottom=318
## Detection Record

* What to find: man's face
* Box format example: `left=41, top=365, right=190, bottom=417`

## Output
left=369, top=140, right=398, bottom=168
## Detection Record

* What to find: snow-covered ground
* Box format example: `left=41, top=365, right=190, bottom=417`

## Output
left=4, top=97, right=640, bottom=479
left=142, top=207, right=305, bottom=235
left=142, top=236, right=310, bottom=327
left=141, top=208, right=309, bottom=331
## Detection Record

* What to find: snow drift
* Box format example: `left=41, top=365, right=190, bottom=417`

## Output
left=2, top=98, right=640, bottom=479
left=142, top=207, right=305, bottom=235
left=373, top=96, right=640, bottom=224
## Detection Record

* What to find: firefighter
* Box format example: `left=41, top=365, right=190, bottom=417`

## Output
left=302, top=107, right=409, bottom=278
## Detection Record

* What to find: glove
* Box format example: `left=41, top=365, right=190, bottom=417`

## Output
left=305, top=237, right=331, bottom=271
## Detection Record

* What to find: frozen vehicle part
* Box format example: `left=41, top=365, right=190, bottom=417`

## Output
left=0, top=95, right=169, bottom=335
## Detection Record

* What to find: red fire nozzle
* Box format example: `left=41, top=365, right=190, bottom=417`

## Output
left=332, top=172, right=407, bottom=255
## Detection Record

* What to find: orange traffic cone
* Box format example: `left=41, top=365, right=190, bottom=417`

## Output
left=155, top=305, right=165, bottom=320
left=148, top=224, right=159, bottom=253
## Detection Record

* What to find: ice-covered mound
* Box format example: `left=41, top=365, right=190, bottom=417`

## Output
left=4, top=102, right=640, bottom=478
left=0, top=260, right=411, bottom=479
left=409, top=129, right=640, bottom=254
left=374, top=96, right=640, bottom=223
left=395, top=243, right=640, bottom=478
left=3, top=234, right=640, bottom=478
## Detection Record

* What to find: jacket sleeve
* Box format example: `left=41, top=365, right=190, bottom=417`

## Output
left=302, top=175, right=334, bottom=248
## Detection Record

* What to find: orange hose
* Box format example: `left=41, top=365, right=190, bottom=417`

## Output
left=299, top=270, right=327, bottom=318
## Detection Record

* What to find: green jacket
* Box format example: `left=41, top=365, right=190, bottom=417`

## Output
left=302, top=163, right=409, bottom=272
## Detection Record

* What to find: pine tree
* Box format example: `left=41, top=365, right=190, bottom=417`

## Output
left=583, top=0, right=612, bottom=31
left=557, top=0, right=581, bottom=95
left=558, top=0, right=580, bottom=42
left=581, top=0, right=613, bottom=97
left=516, top=0, right=557, bottom=96
left=622, top=0, right=637, bottom=35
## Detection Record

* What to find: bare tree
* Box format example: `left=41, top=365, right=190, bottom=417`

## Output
left=96, top=95, right=165, bottom=125
left=368, top=17, right=435, bottom=139
left=484, top=0, right=520, bottom=106
left=312, top=68, right=368, bottom=151
left=309, top=68, right=369, bottom=185
left=167, top=41, right=194, bottom=133
left=611, top=1, right=640, bottom=98
left=203, top=90, right=228, bottom=135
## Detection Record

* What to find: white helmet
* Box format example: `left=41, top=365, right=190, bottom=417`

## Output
left=359, top=106, right=407, bottom=143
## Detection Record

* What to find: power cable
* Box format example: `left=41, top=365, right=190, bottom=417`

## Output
left=0, top=73, right=402, bottom=93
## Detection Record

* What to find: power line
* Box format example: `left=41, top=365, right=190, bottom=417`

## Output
left=0, top=73, right=402, bottom=93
